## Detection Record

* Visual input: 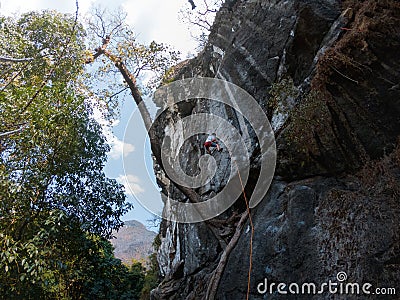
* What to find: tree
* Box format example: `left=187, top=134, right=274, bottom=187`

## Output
left=179, top=0, right=224, bottom=50
left=86, top=7, right=182, bottom=163
left=87, top=9, right=227, bottom=249
left=79, top=236, right=145, bottom=300
left=0, top=10, right=134, bottom=298
left=86, top=9, right=259, bottom=300
left=139, top=253, right=159, bottom=300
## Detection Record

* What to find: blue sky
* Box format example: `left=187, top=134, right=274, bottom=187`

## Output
left=2, top=0, right=199, bottom=231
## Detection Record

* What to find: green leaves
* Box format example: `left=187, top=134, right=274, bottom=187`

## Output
left=0, top=11, right=135, bottom=299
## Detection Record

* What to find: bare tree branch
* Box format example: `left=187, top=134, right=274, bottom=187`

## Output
left=0, top=56, right=33, bottom=63
left=190, top=20, right=213, bottom=31
left=109, top=86, right=129, bottom=100
left=180, top=0, right=223, bottom=47
left=85, top=35, right=111, bottom=63
left=94, top=8, right=107, bottom=38
left=0, top=126, right=27, bottom=138
left=0, top=60, right=33, bottom=92
left=146, top=215, right=162, bottom=228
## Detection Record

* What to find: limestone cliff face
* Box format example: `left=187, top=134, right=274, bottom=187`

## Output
left=152, top=0, right=400, bottom=299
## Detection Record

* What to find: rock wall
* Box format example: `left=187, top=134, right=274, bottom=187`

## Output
left=152, top=0, right=400, bottom=299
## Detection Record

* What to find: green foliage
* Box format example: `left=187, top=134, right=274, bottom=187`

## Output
left=152, top=234, right=162, bottom=251
left=0, top=212, right=144, bottom=299
left=136, top=235, right=162, bottom=299
left=140, top=253, right=160, bottom=300
left=268, top=77, right=299, bottom=113
left=286, top=89, right=329, bottom=153
left=80, top=237, right=145, bottom=300
left=270, top=78, right=329, bottom=154
left=0, top=7, right=174, bottom=299
left=129, top=261, right=147, bottom=299
left=0, top=11, right=136, bottom=299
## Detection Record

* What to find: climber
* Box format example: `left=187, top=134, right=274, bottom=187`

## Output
left=204, top=133, right=223, bottom=154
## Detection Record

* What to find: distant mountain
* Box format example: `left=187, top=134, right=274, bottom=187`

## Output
left=110, top=220, right=157, bottom=265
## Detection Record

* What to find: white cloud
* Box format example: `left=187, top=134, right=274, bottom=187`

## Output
left=109, top=138, right=135, bottom=160
left=89, top=98, right=134, bottom=160
left=117, top=174, right=144, bottom=195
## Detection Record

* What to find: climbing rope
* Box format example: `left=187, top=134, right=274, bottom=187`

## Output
left=234, top=160, right=254, bottom=300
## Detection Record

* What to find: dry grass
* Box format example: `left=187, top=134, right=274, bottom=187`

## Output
left=317, top=139, right=400, bottom=283
left=312, top=0, right=400, bottom=91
